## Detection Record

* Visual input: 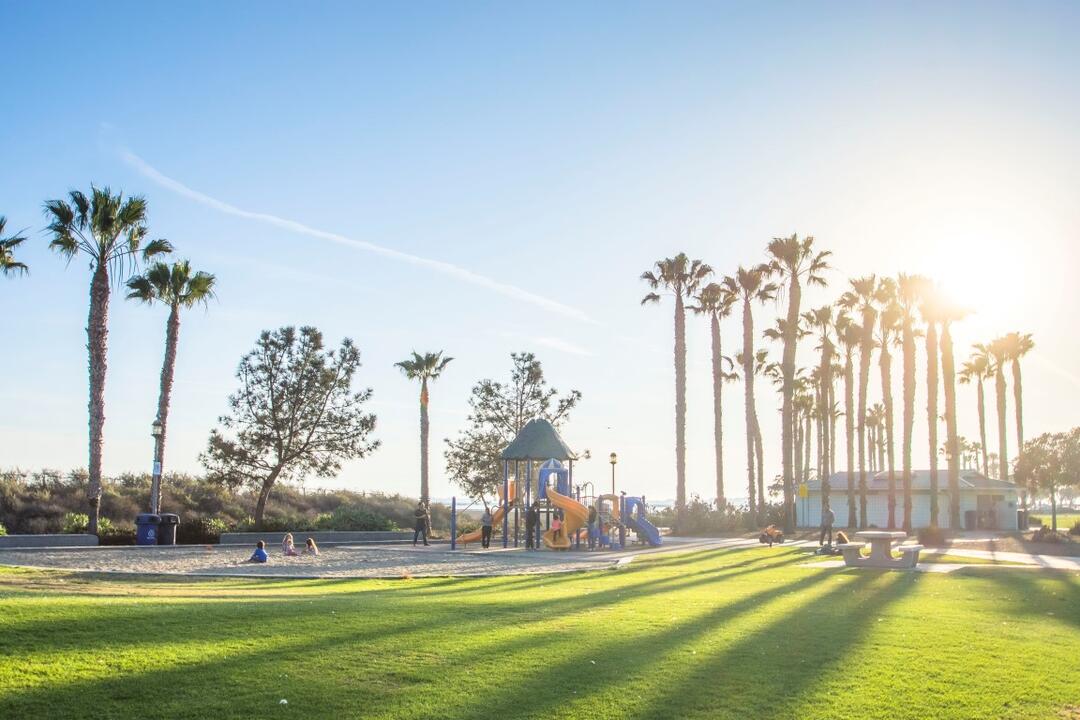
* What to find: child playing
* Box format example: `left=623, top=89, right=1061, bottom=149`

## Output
left=282, top=533, right=299, bottom=557
left=246, top=540, right=268, bottom=563
left=551, top=513, right=563, bottom=544
left=304, top=537, right=319, bottom=556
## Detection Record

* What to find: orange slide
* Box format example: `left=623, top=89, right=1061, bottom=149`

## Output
left=542, top=483, right=589, bottom=549
left=457, top=481, right=516, bottom=547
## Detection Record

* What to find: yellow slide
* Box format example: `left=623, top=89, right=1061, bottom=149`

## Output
left=457, top=481, right=516, bottom=547
left=542, top=484, right=589, bottom=550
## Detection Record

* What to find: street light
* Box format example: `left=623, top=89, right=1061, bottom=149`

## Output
left=609, top=452, right=617, bottom=496
left=150, top=418, right=164, bottom=515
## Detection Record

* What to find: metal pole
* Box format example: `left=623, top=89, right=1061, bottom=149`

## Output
left=450, top=497, right=457, bottom=550
left=150, top=434, right=163, bottom=514
left=503, top=460, right=510, bottom=549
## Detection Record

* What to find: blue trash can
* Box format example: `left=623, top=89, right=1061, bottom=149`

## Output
left=135, top=513, right=161, bottom=546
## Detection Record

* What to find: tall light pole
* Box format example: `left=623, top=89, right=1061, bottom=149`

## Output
left=150, top=418, right=164, bottom=514
left=609, top=452, right=618, bottom=496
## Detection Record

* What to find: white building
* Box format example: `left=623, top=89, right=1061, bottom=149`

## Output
left=797, top=470, right=1020, bottom=530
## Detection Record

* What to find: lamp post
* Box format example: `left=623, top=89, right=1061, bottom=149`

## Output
left=609, top=452, right=617, bottom=496
left=150, top=418, right=164, bottom=514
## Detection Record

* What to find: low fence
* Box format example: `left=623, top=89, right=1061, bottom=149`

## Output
left=218, top=530, right=417, bottom=546
left=0, top=534, right=98, bottom=549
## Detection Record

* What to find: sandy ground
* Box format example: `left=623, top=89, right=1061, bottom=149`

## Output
left=0, top=538, right=735, bottom=579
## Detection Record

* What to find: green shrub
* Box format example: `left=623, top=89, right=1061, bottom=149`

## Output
left=652, top=496, right=762, bottom=536
left=314, top=506, right=395, bottom=531
left=0, top=522, right=6, bottom=536
left=62, top=512, right=89, bottom=534
left=98, top=527, right=136, bottom=546
left=178, top=517, right=228, bottom=544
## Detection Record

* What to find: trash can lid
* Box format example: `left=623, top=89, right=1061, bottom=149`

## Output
left=135, top=513, right=161, bottom=524
left=158, top=513, right=180, bottom=524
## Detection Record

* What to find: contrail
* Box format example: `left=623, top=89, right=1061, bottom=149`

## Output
left=119, top=149, right=595, bottom=324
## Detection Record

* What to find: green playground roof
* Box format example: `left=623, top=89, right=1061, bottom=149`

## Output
left=500, top=418, right=575, bottom=461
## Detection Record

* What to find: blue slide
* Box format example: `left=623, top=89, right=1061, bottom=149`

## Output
left=623, top=496, right=662, bottom=547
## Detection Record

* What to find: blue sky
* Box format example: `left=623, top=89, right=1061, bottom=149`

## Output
left=2, top=1, right=1079, bottom=503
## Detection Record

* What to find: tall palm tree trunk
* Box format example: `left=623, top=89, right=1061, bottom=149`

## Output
left=151, top=304, right=181, bottom=513
left=420, top=378, right=430, bottom=506
left=754, top=413, right=765, bottom=516
left=741, top=299, right=757, bottom=524
left=793, top=411, right=803, bottom=487
left=1012, top=359, right=1025, bottom=508
left=995, top=367, right=1008, bottom=480
left=942, top=324, right=961, bottom=529
left=674, top=294, right=687, bottom=523
left=803, top=411, right=812, bottom=483
left=857, top=330, right=872, bottom=528
left=976, top=378, right=989, bottom=477
left=926, top=322, right=940, bottom=527
left=710, top=314, right=725, bottom=504
left=87, top=265, right=111, bottom=535
left=881, top=348, right=897, bottom=529
left=781, top=279, right=802, bottom=532
left=845, top=354, right=856, bottom=527
left=901, top=319, right=916, bottom=532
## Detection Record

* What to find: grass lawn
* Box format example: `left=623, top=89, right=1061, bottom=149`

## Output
left=1, top=547, right=1078, bottom=720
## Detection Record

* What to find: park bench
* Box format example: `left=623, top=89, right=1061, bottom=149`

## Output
left=837, top=542, right=866, bottom=565
left=895, top=544, right=924, bottom=568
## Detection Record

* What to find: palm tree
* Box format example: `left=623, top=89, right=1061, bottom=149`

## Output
left=722, top=266, right=776, bottom=524
left=896, top=274, right=927, bottom=532
left=867, top=403, right=885, bottom=472
left=959, top=346, right=992, bottom=477
left=126, top=260, right=216, bottom=512
left=940, top=301, right=969, bottom=529
left=919, top=287, right=944, bottom=527
left=835, top=312, right=861, bottom=527
left=988, top=336, right=1010, bottom=481
left=839, top=275, right=877, bottom=528
left=394, top=351, right=454, bottom=506
left=765, top=234, right=831, bottom=532
left=44, top=187, right=172, bottom=534
left=692, top=282, right=737, bottom=505
left=874, top=278, right=900, bottom=529
left=642, top=254, right=712, bottom=524
left=0, top=217, right=29, bottom=277
left=1001, top=332, right=1034, bottom=504
left=805, top=306, right=836, bottom=513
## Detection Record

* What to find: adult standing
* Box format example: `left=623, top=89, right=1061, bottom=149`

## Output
left=525, top=501, right=539, bottom=550
left=480, top=505, right=493, bottom=549
left=587, top=505, right=598, bottom=550
left=413, top=501, right=430, bottom=547
left=819, top=502, right=835, bottom=547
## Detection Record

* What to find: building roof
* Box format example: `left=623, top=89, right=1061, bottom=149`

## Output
left=809, top=470, right=1018, bottom=493
left=500, top=419, right=575, bottom=461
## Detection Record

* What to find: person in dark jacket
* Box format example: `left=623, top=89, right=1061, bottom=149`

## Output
left=820, top=503, right=835, bottom=547
left=525, top=502, right=539, bottom=549
left=480, top=505, right=493, bottom=549
left=587, top=505, right=598, bottom=550
left=413, top=502, right=430, bottom=546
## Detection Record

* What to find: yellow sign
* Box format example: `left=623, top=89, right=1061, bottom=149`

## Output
left=798, top=483, right=809, bottom=499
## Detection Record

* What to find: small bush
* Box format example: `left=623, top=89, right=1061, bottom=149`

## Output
left=179, top=517, right=227, bottom=544
left=98, top=527, right=136, bottom=546
left=1031, top=526, right=1067, bottom=543
left=62, top=512, right=89, bottom=534
left=314, top=506, right=396, bottom=531
left=918, top=525, right=947, bottom=546
left=0, top=522, right=6, bottom=536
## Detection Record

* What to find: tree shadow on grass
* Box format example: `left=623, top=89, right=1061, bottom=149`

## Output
left=626, top=570, right=918, bottom=719
left=971, top=566, right=1080, bottom=630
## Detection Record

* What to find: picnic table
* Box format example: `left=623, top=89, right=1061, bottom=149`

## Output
left=837, top=530, right=923, bottom=569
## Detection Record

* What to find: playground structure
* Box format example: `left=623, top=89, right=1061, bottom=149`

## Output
left=451, top=419, right=661, bottom=551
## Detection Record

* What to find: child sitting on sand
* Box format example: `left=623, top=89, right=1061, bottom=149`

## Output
left=304, top=537, right=319, bottom=556
left=246, top=540, right=268, bottom=563
left=282, top=533, right=299, bottom=557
